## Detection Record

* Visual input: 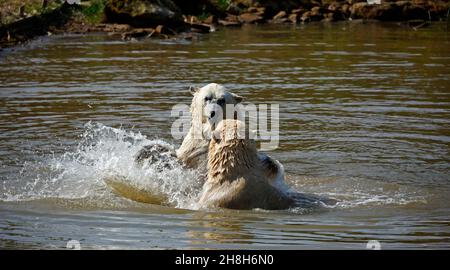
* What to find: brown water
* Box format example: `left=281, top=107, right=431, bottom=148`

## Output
left=0, top=22, right=449, bottom=249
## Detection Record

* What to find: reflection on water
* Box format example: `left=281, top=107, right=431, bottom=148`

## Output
left=0, top=22, right=449, bottom=249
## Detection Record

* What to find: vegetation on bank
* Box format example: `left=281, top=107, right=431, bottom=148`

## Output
left=81, top=0, right=106, bottom=23
left=0, top=0, right=107, bottom=26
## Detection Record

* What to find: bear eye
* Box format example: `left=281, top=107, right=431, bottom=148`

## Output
left=204, top=96, right=211, bottom=102
left=217, top=98, right=225, bottom=105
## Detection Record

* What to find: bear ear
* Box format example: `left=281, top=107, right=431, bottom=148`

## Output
left=189, top=86, right=200, bottom=96
left=231, top=93, right=243, bottom=103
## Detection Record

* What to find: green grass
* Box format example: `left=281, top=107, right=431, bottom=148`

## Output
left=217, top=0, right=231, bottom=11
left=198, top=11, right=210, bottom=22
left=81, top=0, right=105, bottom=24
left=0, top=0, right=62, bottom=25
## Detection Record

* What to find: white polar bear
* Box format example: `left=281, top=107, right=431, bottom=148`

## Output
left=136, top=83, right=286, bottom=189
left=197, top=119, right=294, bottom=210
left=176, top=83, right=243, bottom=174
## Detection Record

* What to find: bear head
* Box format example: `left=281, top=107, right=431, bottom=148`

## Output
left=189, top=83, right=243, bottom=131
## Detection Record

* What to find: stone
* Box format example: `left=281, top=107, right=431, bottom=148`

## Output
left=403, top=4, right=429, bottom=20
left=104, top=0, right=184, bottom=28
left=301, top=9, right=324, bottom=22
left=327, top=1, right=341, bottom=12
left=218, top=19, right=242, bottom=26
left=301, top=11, right=311, bottom=22
left=350, top=2, right=368, bottom=18
left=273, top=11, right=287, bottom=20
left=218, top=14, right=242, bottom=26
left=224, top=14, right=240, bottom=22
left=190, top=23, right=213, bottom=33
left=238, top=12, right=264, bottom=24
left=291, top=8, right=305, bottom=14
left=202, top=15, right=217, bottom=25
left=96, top=23, right=132, bottom=32
left=155, top=25, right=167, bottom=34
left=247, top=7, right=258, bottom=13
left=288, top=13, right=299, bottom=23
left=256, top=7, right=266, bottom=14
left=311, top=6, right=324, bottom=15
left=121, top=28, right=155, bottom=40
left=341, top=3, right=351, bottom=15
left=184, top=15, right=200, bottom=24
left=351, top=2, right=404, bottom=21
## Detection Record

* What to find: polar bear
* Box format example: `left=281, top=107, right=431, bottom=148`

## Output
left=175, top=83, right=243, bottom=173
left=135, top=83, right=242, bottom=174
left=197, top=119, right=294, bottom=210
left=135, top=83, right=286, bottom=188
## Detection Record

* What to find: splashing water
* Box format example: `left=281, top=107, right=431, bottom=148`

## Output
left=0, top=122, right=428, bottom=212
left=1, top=122, right=203, bottom=209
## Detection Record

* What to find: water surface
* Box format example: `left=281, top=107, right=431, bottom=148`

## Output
left=0, top=22, right=449, bottom=249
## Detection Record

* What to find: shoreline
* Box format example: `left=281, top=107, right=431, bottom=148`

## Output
left=1, top=0, right=449, bottom=48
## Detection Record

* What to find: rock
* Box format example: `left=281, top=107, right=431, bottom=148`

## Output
left=428, top=1, right=450, bottom=20
left=184, top=15, right=200, bottom=24
left=218, top=19, right=242, bottom=26
left=273, top=11, right=287, bottom=20
left=155, top=24, right=173, bottom=35
left=346, top=0, right=366, bottom=4
left=172, top=0, right=221, bottom=16
left=256, top=7, right=266, bottom=15
left=350, top=2, right=409, bottom=21
left=226, top=2, right=244, bottom=15
left=269, top=10, right=289, bottom=24
left=202, top=15, right=217, bottom=25
left=396, top=1, right=411, bottom=7
left=238, top=12, right=264, bottom=24
left=0, top=2, right=76, bottom=48
left=300, top=11, right=311, bottom=22
left=327, top=1, right=341, bottom=12
left=104, top=0, right=184, bottom=29
left=121, top=28, right=155, bottom=40
left=341, top=3, right=351, bottom=15
left=224, top=14, right=240, bottom=22
left=310, top=6, right=325, bottom=21
left=321, top=14, right=334, bottom=23
left=367, top=3, right=404, bottom=21
left=350, top=2, right=368, bottom=18
left=95, top=23, right=132, bottom=32
left=218, top=14, right=242, bottom=27
left=402, top=4, right=429, bottom=21
left=291, top=8, right=305, bottom=14
left=288, top=13, right=299, bottom=23
left=189, top=23, right=214, bottom=33
left=311, top=6, right=325, bottom=15
left=247, top=6, right=258, bottom=13
left=269, top=17, right=289, bottom=24
left=301, top=9, right=324, bottom=22
left=183, top=15, right=215, bottom=32
left=244, top=0, right=313, bottom=18
left=247, top=6, right=266, bottom=17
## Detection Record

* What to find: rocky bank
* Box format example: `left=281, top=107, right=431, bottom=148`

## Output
left=1, top=0, right=449, bottom=48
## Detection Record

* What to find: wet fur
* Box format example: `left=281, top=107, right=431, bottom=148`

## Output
left=135, top=83, right=286, bottom=190
left=198, top=120, right=294, bottom=210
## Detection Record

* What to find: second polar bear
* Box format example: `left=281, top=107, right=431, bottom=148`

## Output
left=197, top=119, right=294, bottom=210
